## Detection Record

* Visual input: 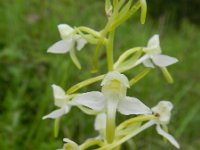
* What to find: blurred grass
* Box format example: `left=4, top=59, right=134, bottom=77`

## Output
left=0, top=0, right=200, bottom=149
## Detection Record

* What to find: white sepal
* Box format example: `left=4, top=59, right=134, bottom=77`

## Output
left=118, top=96, right=151, bottom=115
left=152, top=54, right=178, bottom=67
left=58, top=24, right=74, bottom=39
left=75, top=35, right=87, bottom=51
left=147, top=34, right=161, bottom=54
left=143, top=59, right=155, bottom=68
left=42, top=107, right=67, bottom=119
left=70, top=91, right=105, bottom=112
left=52, top=84, right=68, bottom=107
left=47, top=39, right=73, bottom=54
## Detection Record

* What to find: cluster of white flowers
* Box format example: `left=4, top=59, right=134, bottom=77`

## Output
left=43, top=71, right=179, bottom=149
left=43, top=1, right=180, bottom=149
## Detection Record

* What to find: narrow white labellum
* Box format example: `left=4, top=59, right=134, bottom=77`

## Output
left=42, top=107, right=66, bottom=119
left=156, top=124, right=180, bottom=149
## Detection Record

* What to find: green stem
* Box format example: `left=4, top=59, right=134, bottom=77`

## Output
left=66, top=75, right=104, bottom=94
left=116, top=51, right=142, bottom=72
left=109, top=121, right=155, bottom=149
left=98, top=121, right=155, bottom=150
left=140, top=0, right=147, bottom=24
left=80, top=139, right=104, bottom=150
left=160, top=67, right=174, bottom=84
left=92, top=30, right=108, bottom=72
left=113, top=0, right=119, bottom=8
left=54, top=118, right=60, bottom=138
left=110, top=1, right=141, bottom=30
left=78, top=26, right=101, bottom=38
left=106, top=31, right=115, bottom=71
left=114, top=47, right=142, bottom=69
left=116, top=115, right=155, bottom=131
left=66, top=57, right=148, bottom=95
left=129, top=68, right=151, bottom=85
left=69, top=48, right=81, bottom=69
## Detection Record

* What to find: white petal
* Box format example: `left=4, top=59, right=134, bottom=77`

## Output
left=70, top=91, right=105, bottom=112
left=146, top=34, right=161, bottom=55
left=134, top=54, right=149, bottom=66
left=63, top=105, right=71, bottom=114
left=95, top=113, right=106, bottom=131
left=42, top=108, right=66, bottom=119
left=52, top=84, right=66, bottom=97
left=156, top=124, right=180, bottom=149
left=147, top=34, right=160, bottom=49
left=143, top=59, right=155, bottom=68
left=75, top=35, right=87, bottom=51
left=47, top=39, right=73, bottom=54
left=51, top=84, right=68, bottom=107
left=118, top=96, right=151, bottom=115
left=152, top=101, right=173, bottom=113
left=152, top=54, right=178, bottom=67
left=58, top=24, right=74, bottom=39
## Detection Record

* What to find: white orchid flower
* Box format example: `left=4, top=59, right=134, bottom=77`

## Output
left=47, top=24, right=87, bottom=69
left=47, top=24, right=87, bottom=54
left=70, top=71, right=151, bottom=143
left=57, top=138, right=80, bottom=150
left=151, top=101, right=180, bottom=149
left=42, top=84, right=71, bottom=119
left=135, top=34, right=178, bottom=68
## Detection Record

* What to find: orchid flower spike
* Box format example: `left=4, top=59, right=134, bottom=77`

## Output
left=48, top=24, right=87, bottom=54
left=151, top=101, right=180, bottom=149
left=70, top=71, right=151, bottom=143
left=42, top=84, right=71, bottom=119
left=140, top=34, right=178, bottom=68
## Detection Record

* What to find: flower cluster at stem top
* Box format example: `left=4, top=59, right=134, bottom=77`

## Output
left=43, top=0, right=180, bottom=149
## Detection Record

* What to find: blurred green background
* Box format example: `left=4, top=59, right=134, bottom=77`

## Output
left=0, top=0, right=200, bottom=149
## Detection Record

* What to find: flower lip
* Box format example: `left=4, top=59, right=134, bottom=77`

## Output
left=101, top=71, right=130, bottom=88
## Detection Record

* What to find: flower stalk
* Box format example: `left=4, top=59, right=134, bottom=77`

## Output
left=106, top=30, right=115, bottom=71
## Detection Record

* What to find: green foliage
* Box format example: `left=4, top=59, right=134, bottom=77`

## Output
left=148, top=0, right=200, bottom=25
left=0, top=0, right=199, bottom=149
